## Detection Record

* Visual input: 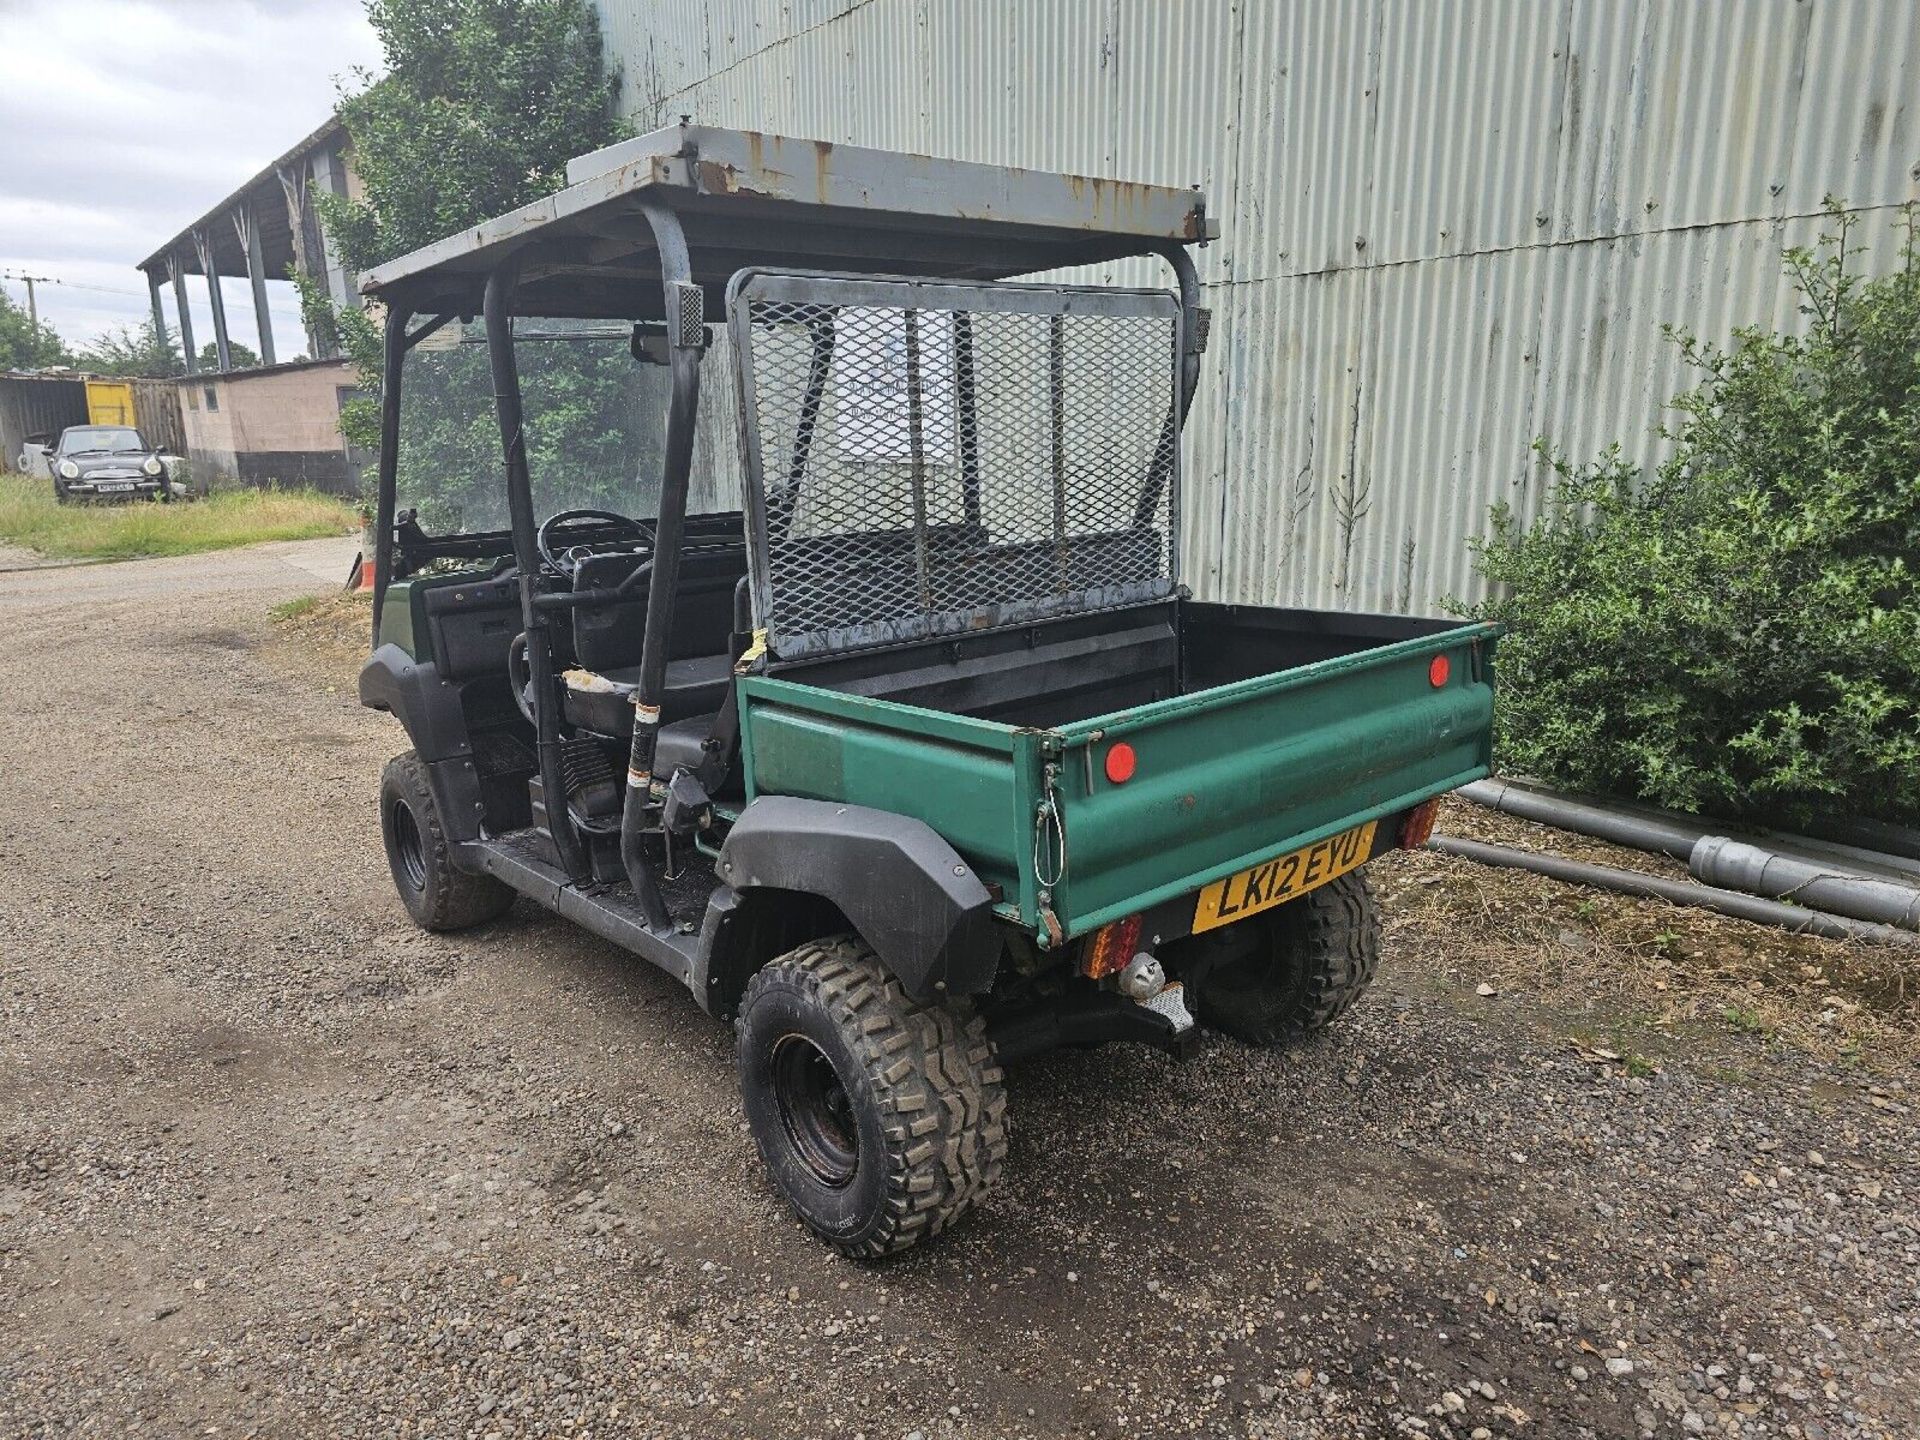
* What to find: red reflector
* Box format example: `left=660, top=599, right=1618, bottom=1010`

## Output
left=1428, top=654, right=1451, bottom=688
left=1104, top=742, right=1137, bottom=784
left=1082, top=913, right=1143, bottom=979
left=1399, top=798, right=1441, bottom=850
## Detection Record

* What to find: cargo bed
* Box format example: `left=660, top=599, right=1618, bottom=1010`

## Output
left=739, top=600, right=1498, bottom=943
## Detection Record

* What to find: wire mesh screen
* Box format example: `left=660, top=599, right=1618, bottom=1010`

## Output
left=729, top=272, right=1181, bottom=658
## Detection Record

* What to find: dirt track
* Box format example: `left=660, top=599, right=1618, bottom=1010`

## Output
left=2, top=542, right=1916, bottom=1440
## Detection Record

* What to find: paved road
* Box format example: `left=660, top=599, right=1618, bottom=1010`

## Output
left=1, top=543, right=1914, bottom=1439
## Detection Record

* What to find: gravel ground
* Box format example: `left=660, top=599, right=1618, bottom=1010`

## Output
left=2, top=549, right=1916, bottom=1440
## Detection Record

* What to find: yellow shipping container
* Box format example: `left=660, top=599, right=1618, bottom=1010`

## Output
left=85, top=379, right=136, bottom=428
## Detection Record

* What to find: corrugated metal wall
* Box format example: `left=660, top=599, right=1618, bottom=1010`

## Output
left=0, top=375, right=89, bottom=474
left=594, top=0, right=1920, bottom=613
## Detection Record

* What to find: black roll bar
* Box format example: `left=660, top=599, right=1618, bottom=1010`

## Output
left=1131, top=243, right=1204, bottom=528
left=482, top=258, right=593, bottom=887
left=369, top=302, right=411, bottom=649
left=617, top=198, right=704, bottom=931
left=370, top=309, right=463, bottom=645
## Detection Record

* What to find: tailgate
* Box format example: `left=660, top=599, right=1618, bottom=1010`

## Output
left=1047, top=622, right=1497, bottom=935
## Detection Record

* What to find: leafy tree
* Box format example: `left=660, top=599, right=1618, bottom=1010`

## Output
left=197, top=339, right=261, bottom=370
left=78, top=319, right=184, bottom=377
left=1466, top=203, right=1920, bottom=826
left=302, top=0, right=630, bottom=502
left=0, top=289, right=73, bottom=369
left=320, top=0, right=626, bottom=274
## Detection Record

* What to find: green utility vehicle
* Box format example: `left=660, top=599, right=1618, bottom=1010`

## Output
left=358, top=126, right=1496, bottom=1256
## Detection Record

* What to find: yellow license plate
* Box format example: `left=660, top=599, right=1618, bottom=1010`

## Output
left=1191, top=821, right=1379, bottom=934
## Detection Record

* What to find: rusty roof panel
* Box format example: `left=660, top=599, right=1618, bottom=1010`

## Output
left=360, top=122, right=1210, bottom=312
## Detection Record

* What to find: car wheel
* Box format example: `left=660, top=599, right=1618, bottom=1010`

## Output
left=53, top=483, right=70, bottom=505
left=736, top=935, right=1007, bottom=1258
left=1185, top=871, right=1381, bottom=1046
left=380, top=751, right=516, bottom=931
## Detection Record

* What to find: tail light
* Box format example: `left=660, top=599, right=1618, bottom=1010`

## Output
left=1428, top=653, right=1451, bottom=687
left=1082, top=913, right=1143, bottom=979
left=1398, top=798, right=1441, bottom=850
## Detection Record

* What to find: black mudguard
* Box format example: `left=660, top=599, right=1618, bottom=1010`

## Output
left=709, top=796, right=1000, bottom=1005
left=358, top=645, right=486, bottom=844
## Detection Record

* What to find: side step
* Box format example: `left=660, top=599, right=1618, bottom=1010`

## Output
left=464, top=833, right=703, bottom=986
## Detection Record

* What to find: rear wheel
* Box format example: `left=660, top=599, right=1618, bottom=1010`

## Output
left=1185, top=871, right=1381, bottom=1046
left=736, top=936, right=1007, bottom=1258
left=380, top=751, right=515, bottom=931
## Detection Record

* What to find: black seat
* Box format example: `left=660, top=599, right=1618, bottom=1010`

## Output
left=653, top=713, right=718, bottom=775
left=560, top=652, right=732, bottom=737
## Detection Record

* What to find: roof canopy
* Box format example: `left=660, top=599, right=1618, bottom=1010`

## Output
left=359, top=124, right=1213, bottom=321
left=138, top=116, right=346, bottom=279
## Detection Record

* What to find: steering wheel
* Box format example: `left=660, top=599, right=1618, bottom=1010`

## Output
left=535, top=508, right=651, bottom=581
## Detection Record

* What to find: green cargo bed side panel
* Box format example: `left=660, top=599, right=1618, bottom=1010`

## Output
left=738, top=677, right=1035, bottom=909
left=1051, top=624, right=1497, bottom=933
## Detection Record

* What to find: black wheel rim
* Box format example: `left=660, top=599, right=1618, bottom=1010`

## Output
left=391, top=799, right=428, bottom=892
left=770, top=1034, right=859, bottom=1188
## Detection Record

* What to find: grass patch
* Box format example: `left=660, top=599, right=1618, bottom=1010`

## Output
left=270, top=595, right=322, bottom=622
left=0, top=471, right=356, bottom=561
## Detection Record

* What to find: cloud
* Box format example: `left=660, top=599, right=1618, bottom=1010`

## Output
left=0, top=0, right=381, bottom=349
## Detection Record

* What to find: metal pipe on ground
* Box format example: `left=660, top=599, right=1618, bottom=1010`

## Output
left=1457, top=778, right=1920, bottom=883
left=1426, top=836, right=1920, bottom=949
left=1456, top=778, right=1702, bottom=858
left=1691, top=836, right=1920, bottom=933
left=1814, top=813, right=1920, bottom=865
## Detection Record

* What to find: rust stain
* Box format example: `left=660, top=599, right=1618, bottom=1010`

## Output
left=813, top=139, right=835, bottom=205
left=697, top=159, right=749, bottom=196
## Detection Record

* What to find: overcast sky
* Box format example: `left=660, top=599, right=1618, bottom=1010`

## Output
left=0, top=0, right=381, bottom=355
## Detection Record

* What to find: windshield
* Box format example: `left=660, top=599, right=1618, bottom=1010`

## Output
left=396, top=318, right=741, bottom=536
left=60, top=427, right=145, bottom=453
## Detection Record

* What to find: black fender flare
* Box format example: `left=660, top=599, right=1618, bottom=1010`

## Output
left=701, top=796, right=1000, bottom=1009
left=358, top=644, right=485, bottom=844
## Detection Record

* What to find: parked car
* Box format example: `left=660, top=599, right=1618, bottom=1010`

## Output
left=44, top=425, right=176, bottom=503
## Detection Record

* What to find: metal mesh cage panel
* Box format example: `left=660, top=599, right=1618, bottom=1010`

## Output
left=729, top=272, right=1181, bottom=658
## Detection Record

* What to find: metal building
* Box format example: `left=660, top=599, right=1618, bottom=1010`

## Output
left=138, top=116, right=359, bottom=374
left=590, top=0, right=1919, bottom=613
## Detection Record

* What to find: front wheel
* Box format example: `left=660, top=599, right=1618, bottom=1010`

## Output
left=380, top=752, right=515, bottom=931
left=1183, top=870, right=1381, bottom=1046
left=736, top=936, right=1007, bottom=1258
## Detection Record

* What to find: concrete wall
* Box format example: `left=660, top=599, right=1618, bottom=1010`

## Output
left=592, top=0, right=1920, bottom=614
left=177, top=357, right=360, bottom=496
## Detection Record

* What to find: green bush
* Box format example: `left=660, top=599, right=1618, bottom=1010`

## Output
left=1466, top=203, right=1920, bottom=827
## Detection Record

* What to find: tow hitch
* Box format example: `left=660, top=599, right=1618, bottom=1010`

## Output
left=988, top=946, right=1198, bottom=1064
